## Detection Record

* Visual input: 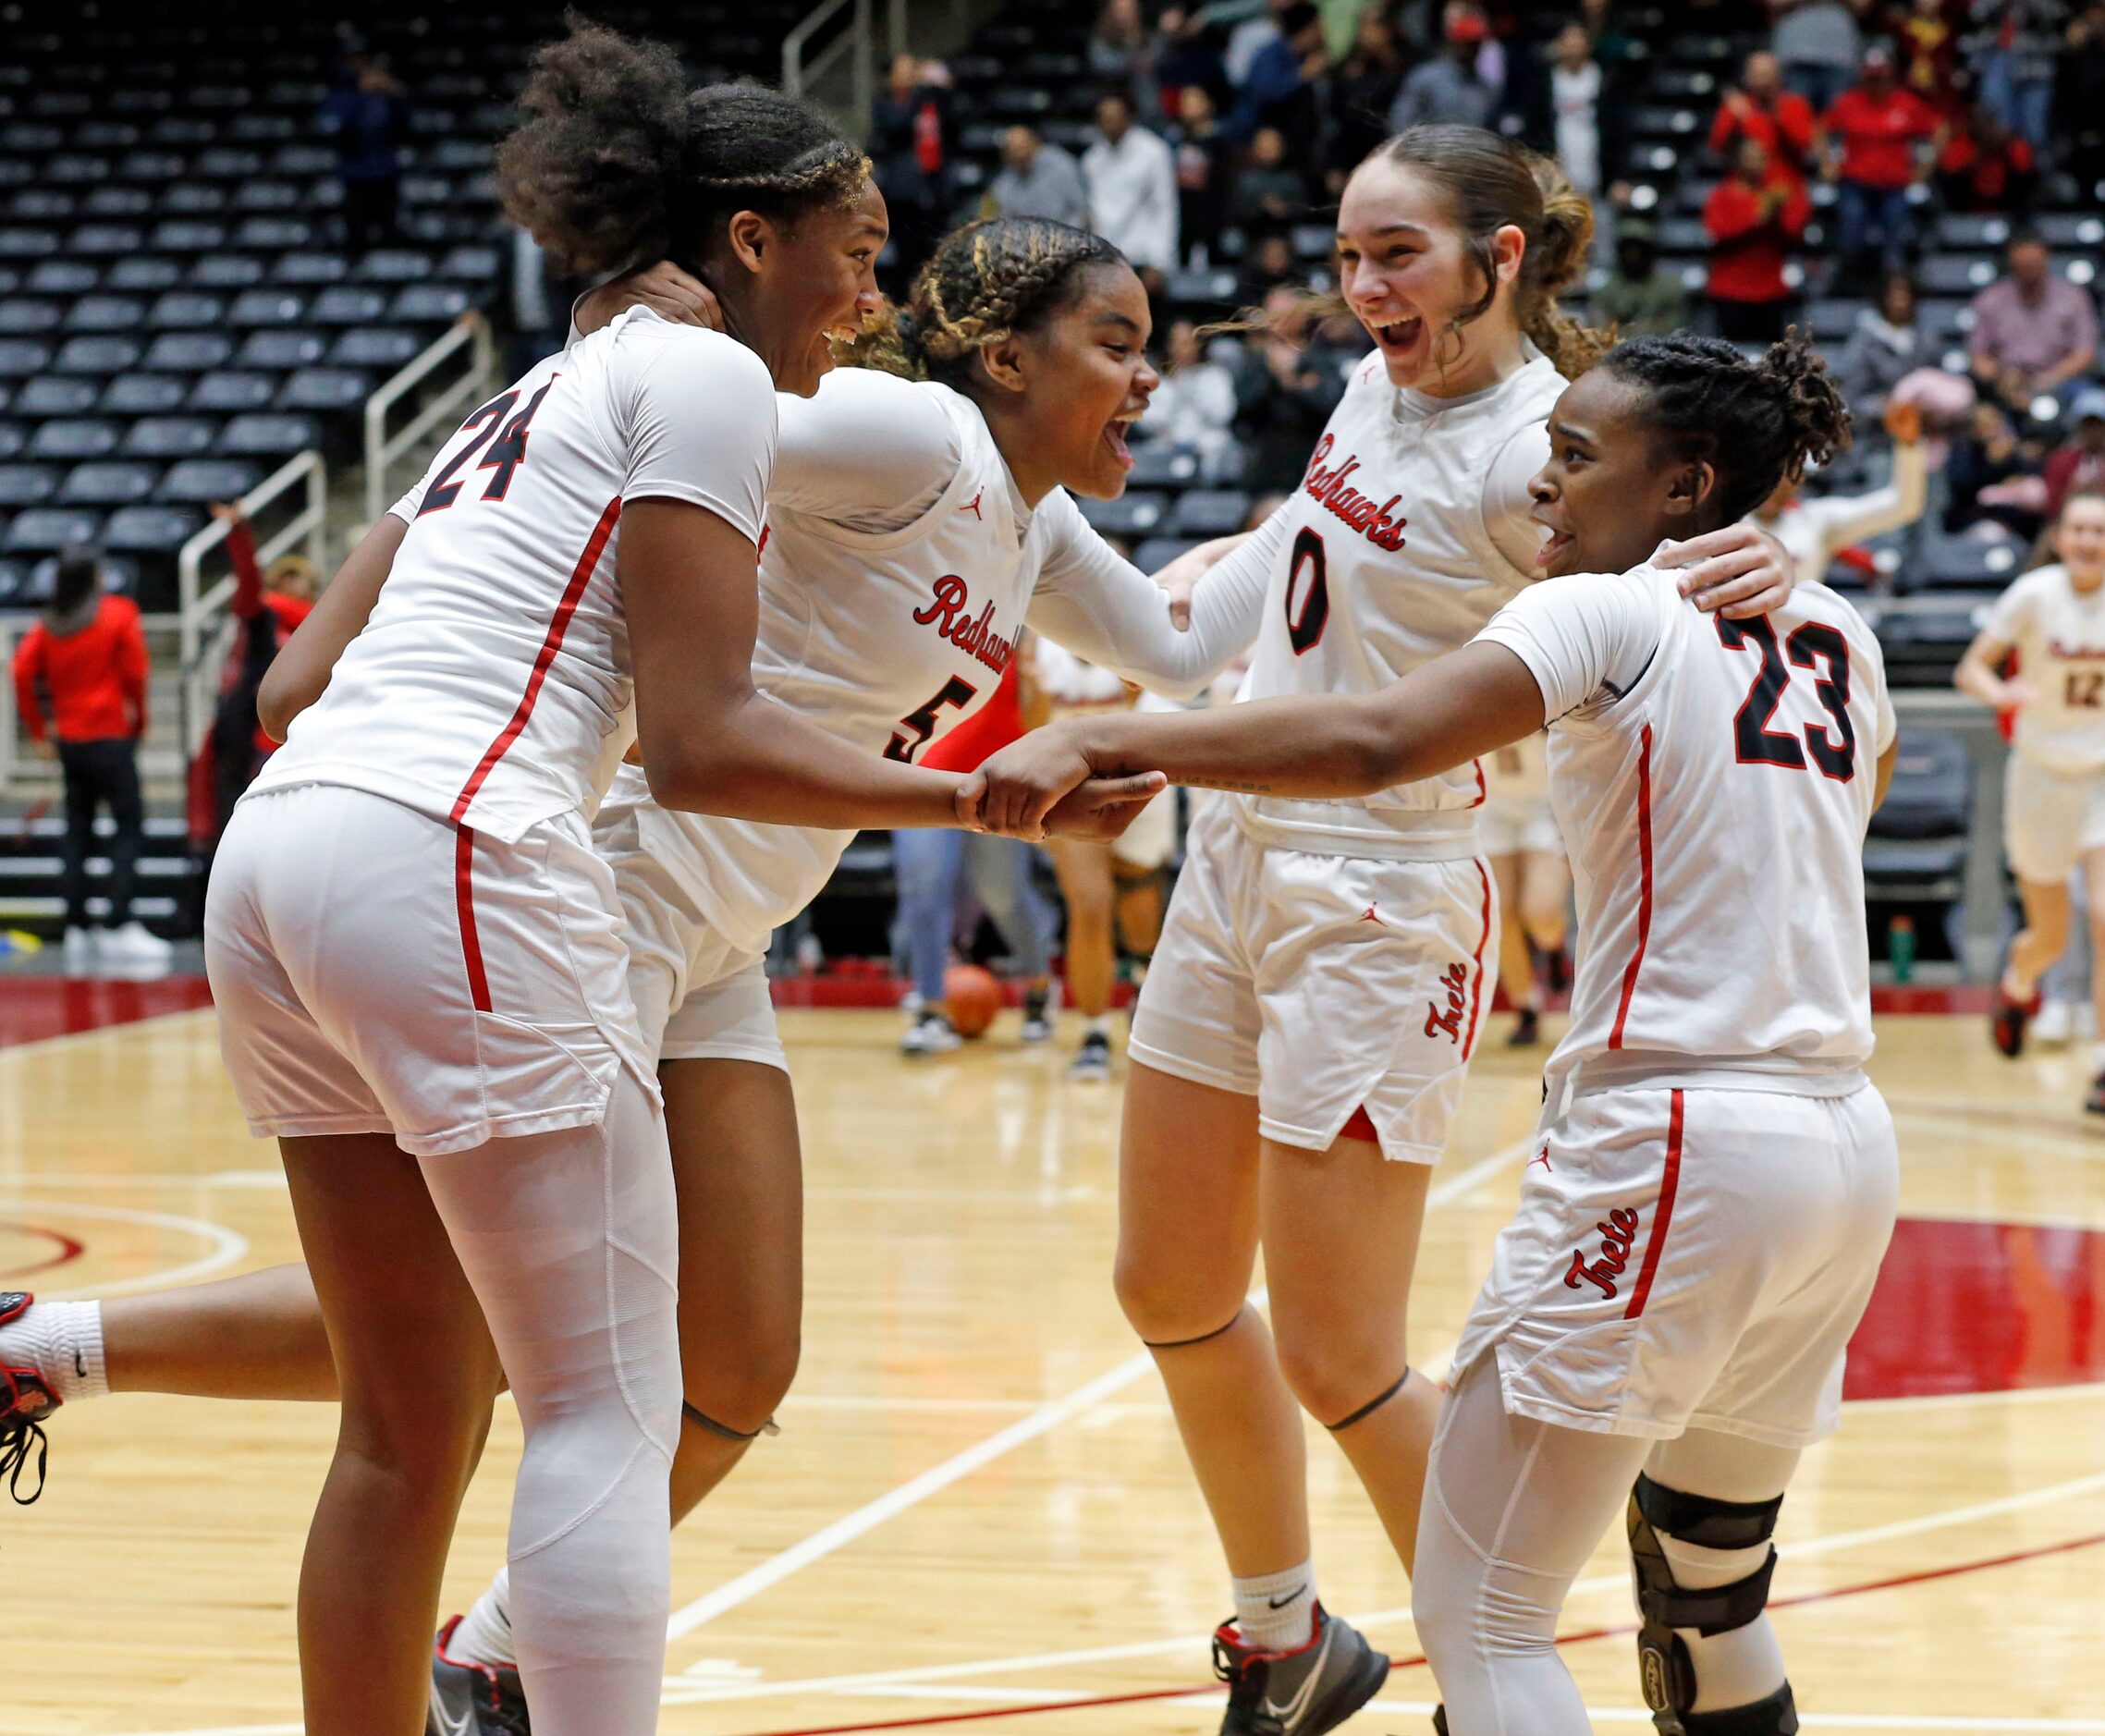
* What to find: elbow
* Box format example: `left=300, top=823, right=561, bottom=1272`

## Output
left=255, top=669, right=303, bottom=745
left=1342, top=718, right=1412, bottom=797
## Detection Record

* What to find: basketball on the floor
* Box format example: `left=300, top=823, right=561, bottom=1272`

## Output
left=945, top=964, right=1003, bottom=1038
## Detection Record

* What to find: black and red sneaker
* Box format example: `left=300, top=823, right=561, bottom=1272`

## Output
left=1990, top=984, right=2041, bottom=1057
left=0, top=1291, right=55, bottom=1505
left=1212, top=1603, right=1389, bottom=1735
left=427, top=1616, right=530, bottom=1735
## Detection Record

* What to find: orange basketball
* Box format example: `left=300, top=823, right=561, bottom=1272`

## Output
left=944, top=963, right=1004, bottom=1039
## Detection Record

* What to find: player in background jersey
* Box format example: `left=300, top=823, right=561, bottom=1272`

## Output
left=1954, top=492, right=2105, bottom=1105
left=0, top=218, right=1259, bottom=1735
left=1480, top=731, right=1569, bottom=1046
left=1043, top=124, right=1797, bottom=1735
left=970, top=331, right=1898, bottom=1736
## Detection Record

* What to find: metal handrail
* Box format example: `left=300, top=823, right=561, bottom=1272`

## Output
left=175, top=448, right=328, bottom=758
left=363, top=311, right=496, bottom=526
left=783, top=0, right=874, bottom=121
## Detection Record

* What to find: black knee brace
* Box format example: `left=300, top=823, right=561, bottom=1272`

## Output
left=1627, top=1474, right=1796, bottom=1736
left=682, top=1400, right=780, bottom=1442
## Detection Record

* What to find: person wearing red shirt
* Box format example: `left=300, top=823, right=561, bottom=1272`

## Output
left=9, top=546, right=169, bottom=969
left=1705, top=137, right=1811, bottom=342
left=1818, top=43, right=1943, bottom=289
left=1938, top=100, right=2038, bottom=213
left=1708, top=50, right=1817, bottom=189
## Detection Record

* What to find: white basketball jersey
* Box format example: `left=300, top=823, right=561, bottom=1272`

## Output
left=1477, top=564, right=1897, bottom=1103
left=1231, top=348, right=1566, bottom=859
left=615, top=379, right=1084, bottom=953
left=251, top=309, right=775, bottom=841
left=1984, top=564, right=2105, bottom=775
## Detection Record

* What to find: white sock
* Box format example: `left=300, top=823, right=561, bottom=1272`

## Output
left=447, top=1565, right=517, bottom=1669
left=1232, top=1560, right=1317, bottom=1652
left=1083, top=1014, right=1112, bottom=1040
left=0, top=1299, right=107, bottom=1403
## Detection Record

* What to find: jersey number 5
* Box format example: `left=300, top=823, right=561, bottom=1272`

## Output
left=1714, top=615, right=1856, bottom=780
left=886, top=676, right=979, bottom=763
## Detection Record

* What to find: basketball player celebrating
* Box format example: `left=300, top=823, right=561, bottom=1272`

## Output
left=1055, top=124, right=1795, bottom=1732
left=0, top=217, right=1255, bottom=1732
left=1955, top=491, right=2105, bottom=1104
left=970, top=330, right=1899, bottom=1736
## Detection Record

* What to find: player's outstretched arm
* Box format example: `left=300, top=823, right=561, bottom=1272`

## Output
left=964, top=642, right=1544, bottom=837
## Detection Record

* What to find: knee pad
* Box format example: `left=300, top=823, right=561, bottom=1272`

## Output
left=1628, top=1474, right=1795, bottom=1736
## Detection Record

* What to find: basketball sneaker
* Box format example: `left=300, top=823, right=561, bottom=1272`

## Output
left=2084, top=1070, right=2105, bottom=1117
left=900, top=1010, right=962, bottom=1057
left=0, top=1293, right=56, bottom=1506
left=1212, top=1605, right=1389, bottom=1735
left=427, top=1617, right=530, bottom=1735
left=1070, top=1028, right=1112, bottom=1082
left=1021, top=983, right=1056, bottom=1044
left=1505, top=1007, right=1541, bottom=1047
left=1990, top=984, right=2040, bottom=1057
left=2035, top=998, right=2075, bottom=1045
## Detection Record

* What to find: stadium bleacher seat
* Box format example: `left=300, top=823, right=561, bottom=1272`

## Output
left=1170, top=490, right=1252, bottom=538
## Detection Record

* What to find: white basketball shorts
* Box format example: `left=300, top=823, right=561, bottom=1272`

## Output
left=1478, top=791, right=1562, bottom=860
left=1450, top=1082, right=1899, bottom=1449
left=206, top=784, right=655, bottom=1156
left=2003, top=753, right=2105, bottom=884
left=596, top=800, right=787, bottom=1073
left=1111, top=787, right=1178, bottom=873
left=1128, top=797, right=1498, bottom=1163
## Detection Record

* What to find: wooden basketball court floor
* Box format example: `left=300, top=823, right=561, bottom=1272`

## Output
left=5, top=996, right=2104, bottom=1734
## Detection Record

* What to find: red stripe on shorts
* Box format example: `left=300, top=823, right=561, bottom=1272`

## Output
left=1461, top=856, right=1493, bottom=1058
left=449, top=495, right=622, bottom=825
left=455, top=824, right=491, bottom=1014
left=1608, top=722, right=1655, bottom=1050
left=1624, top=1087, right=1683, bottom=1320
left=1469, top=757, right=1487, bottom=808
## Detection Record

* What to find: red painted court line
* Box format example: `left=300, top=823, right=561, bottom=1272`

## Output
left=0, top=1220, right=86, bottom=1280
left=722, top=1529, right=2105, bottom=1736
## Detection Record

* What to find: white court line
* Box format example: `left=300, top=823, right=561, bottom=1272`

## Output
left=662, top=1131, right=1536, bottom=1643
left=1, top=1198, right=251, bottom=1300
left=0, top=1169, right=286, bottom=1189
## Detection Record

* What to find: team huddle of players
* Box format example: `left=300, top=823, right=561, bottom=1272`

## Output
left=0, top=18, right=1964, bottom=1736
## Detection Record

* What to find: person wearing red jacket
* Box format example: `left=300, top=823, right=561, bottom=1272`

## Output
left=1704, top=137, right=1811, bottom=342
left=10, top=546, right=170, bottom=969
left=1709, top=50, right=1817, bottom=189
left=1818, top=43, right=1944, bottom=289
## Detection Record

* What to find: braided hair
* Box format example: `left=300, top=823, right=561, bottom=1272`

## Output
left=1598, top=330, right=1853, bottom=526
left=837, top=218, right=1128, bottom=388
left=496, top=21, right=871, bottom=277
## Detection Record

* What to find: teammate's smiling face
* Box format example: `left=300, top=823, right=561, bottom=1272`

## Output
left=724, top=179, right=889, bottom=397
left=2055, top=495, right=2105, bottom=586
left=1336, top=156, right=1525, bottom=397
left=1528, top=368, right=1715, bottom=579
left=976, top=262, right=1158, bottom=503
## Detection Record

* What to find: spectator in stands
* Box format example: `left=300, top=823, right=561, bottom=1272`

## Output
left=1771, top=0, right=1863, bottom=114
left=1328, top=6, right=1409, bottom=188
left=1945, top=398, right=2047, bottom=533
left=1835, top=270, right=1925, bottom=423
left=2044, top=387, right=2105, bottom=518
left=10, top=547, right=169, bottom=972
left=1083, top=92, right=1180, bottom=278
left=1705, top=136, right=1811, bottom=342
left=1090, top=0, right=1157, bottom=103
left=1938, top=99, right=2039, bottom=213
left=869, top=55, right=954, bottom=270
left=1711, top=49, right=1817, bottom=189
left=1233, top=287, right=1348, bottom=487
left=1549, top=21, right=1606, bottom=194
left=987, top=126, right=1090, bottom=230
left=1169, top=84, right=1230, bottom=263
left=1222, top=0, right=1328, bottom=154
left=1592, top=218, right=1695, bottom=336
left=1389, top=4, right=1501, bottom=131
left=320, top=53, right=408, bottom=253
left=1224, top=0, right=1298, bottom=89
left=1969, top=230, right=2099, bottom=416
left=1818, top=43, right=1941, bottom=290
left=1147, top=317, right=1240, bottom=459
left=2064, top=1, right=2105, bottom=191
left=202, top=505, right=317, bottom=854
left=1226, top=126, right=1308, bottom=227
left=1973, top=0, right=2061, bottom=151
left=1236, top=228, right=1303, bottom=304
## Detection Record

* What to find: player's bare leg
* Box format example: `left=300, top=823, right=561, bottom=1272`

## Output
left=1519, top=849, right=1569, bottom=961
left=102, top=1265, right=339, bottom=1400
left=1113, top=857, right=1165, bottom=959
left=1260, top=1130, right=1440, bottom=1571
left=278, top=1131, right=504, bottom=1735
left=2079, top=851, right=2105, bottom=1110
left=1116, top=1063, right=1307, bottom=1573
left=1995, top=875, right=2071, bottom=1055
left=1049, top=837, right=1120, bottom=1078
left=1491, top=852, right=1541, bottom=1044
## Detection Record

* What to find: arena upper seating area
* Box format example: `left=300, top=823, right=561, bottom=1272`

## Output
left=0, top=3, right=812, bottom=612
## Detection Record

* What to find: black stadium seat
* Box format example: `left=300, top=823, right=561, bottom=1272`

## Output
left=106, top=257, right=180, bottom=292
left=329, top=327, right=420, bottom=370
left=388, top=283, right=469, bottom=324
left=190, top=254, right=265, bottom=288
left=4, top=505, right=103, bottom=554
left=0, top=421, right=27, bottom=459
left=272, top=251, right=349, bottom=287
left=158, top=457, right=260, bottom=504
left=312, top=285, right=386, bottom=326
left=143, top=331, right=232, bottom=373
left=217, top=411, right=318, bottom=459
left=55, top=335, right=142, bottom=375
left=26, top=260, right=97, bottom=295
left=26, top=417, right=117, bottom=459
left=66, top=294, right=145, bottom=333
left=100, top=374, right=186, bottom=415
left=17, top=376, right=99, bottom=417
left=1077, top=494, right=1168, bottom=538
left=1169, top=489, right=1253, bottom=538
left=276, top=367, right=369, bottom=413
left=147, top=289, right=226, bottom=330
left=0, top=299, right=61, bottom=335
left=123, top=415, right=217, bottom=458
left=0, top=337, right=51, bottom=377
left=0, top=462, right=59, bottom=507
left=236, top=329, right=326, bottom=369
left=60, top=459, right=159, bottom=507
left=227, top=288, right=307, bottom=328
left=188, top=371, right=275, bottom=413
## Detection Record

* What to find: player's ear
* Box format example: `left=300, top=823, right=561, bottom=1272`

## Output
left=723, top=210, right=774, bottom=275
left=1662, top=458, right=1715, bottom=523
left=976, top=334, right=1030, bottom=396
